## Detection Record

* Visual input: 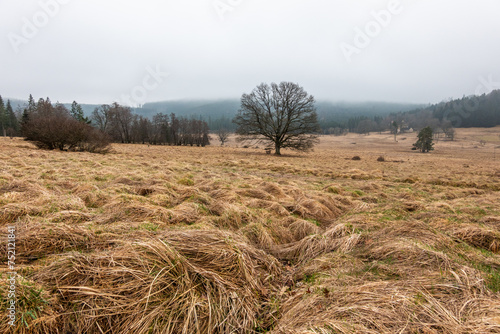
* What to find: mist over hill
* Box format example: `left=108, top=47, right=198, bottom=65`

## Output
left=133, top=99, right=423, bottom=131
left=398, top=90, right=500, bottom=128
left=5, top=97, right=424, bottom=131
left=13, top=92, right=500, bottom=131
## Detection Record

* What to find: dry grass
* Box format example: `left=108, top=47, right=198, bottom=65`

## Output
left=1, top=127, right=500, bottom=333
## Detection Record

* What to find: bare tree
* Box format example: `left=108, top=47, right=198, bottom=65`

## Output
left=217, top=128, right=229, bottom=146
left=233, top=82, right=320, bottom=155
left=109, top=103, right=134, bottom=143
left=441, top=121, right=455, bottom=141
left=91, top=104, right=111, bottom=132
left=391, top=121, right=398, bottom=142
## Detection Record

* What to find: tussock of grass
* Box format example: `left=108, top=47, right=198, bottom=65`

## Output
left=454, top=226, right=500, bottom=253
left=31, top=230, right=280, bottom=333
left=3, top=218, right=96, bottom=263
left=272, top=224, right=360, bottom=264
left=272, top=270, right=499, bottom=334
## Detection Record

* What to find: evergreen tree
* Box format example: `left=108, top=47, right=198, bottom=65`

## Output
left=71, top=101, right=91, bottom=124
left=27, top=94, right=36, bottom=112
left=0, top=95, right=5, bottom=136
left=413, top=126, right=434, bottom=153
left=21, top=94, right=36, bottom=134
left=5, top=100, right=18, bottom=136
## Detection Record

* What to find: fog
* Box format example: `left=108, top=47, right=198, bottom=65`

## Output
left=1, top=0, right=499, bottom=106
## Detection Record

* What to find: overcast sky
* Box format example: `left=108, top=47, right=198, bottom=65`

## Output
left=1, top=0, right=500, bottom=106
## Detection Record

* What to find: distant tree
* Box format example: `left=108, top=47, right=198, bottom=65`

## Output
left=0, top=96, right=6, bottom=137
left=91, top=104, right=111, bottom=132
left=152, top=113, right=169, bottom=144
left=391, top=121, right=398, bottom=142
left=108, top=103, right=134, bottom=143
left=441, top=121, right=455, bottom=141
left=170, top=113, right=179, bottom=145
left=233, top=82, right=320, bottom=155
left=133, top=116, right=150, bottom=144
left=326, top=127, right=347, bottom=136
left=71, top=101, right=91, bottom=124
left=217, top=128, right=229, bottom=146
left=413, top=126, right=434, bottom=153
left=27, top=94, right=36, bottom=112
left=20, top=94, right=37, bottom=135
left=5, top=100, right=18, bottom=137
left=356, top=119, right=376, bottom=135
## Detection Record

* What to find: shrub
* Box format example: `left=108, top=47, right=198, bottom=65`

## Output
left=22, top=100, right=111, bottom=153
left=377, top=156, right=385, bottom=162
left=352, top=156, right=361, bottom=160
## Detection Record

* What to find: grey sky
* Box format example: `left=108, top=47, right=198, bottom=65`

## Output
left=1, top=0, right=499, bottom=106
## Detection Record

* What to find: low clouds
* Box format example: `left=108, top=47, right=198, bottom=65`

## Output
left=1, top=0, right=499, bottom=105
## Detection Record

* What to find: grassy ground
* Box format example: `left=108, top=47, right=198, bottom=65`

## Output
left=1, top=127, right=500, bottom=333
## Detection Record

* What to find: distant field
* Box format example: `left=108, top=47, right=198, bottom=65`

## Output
left=1, top=127, right=500, bottom=333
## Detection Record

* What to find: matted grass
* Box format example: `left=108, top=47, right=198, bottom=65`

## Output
left=1, top=127, right=500, bottom=333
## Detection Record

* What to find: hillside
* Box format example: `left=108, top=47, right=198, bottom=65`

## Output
left=1, top=128, right=500, bottom=333
left=399, top=90, right=500, bottom=128
left=136, top=100, right=423, bottom=130
left=6, top=97, right=423, bottom=131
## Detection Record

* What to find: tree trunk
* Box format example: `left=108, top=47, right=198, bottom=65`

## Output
left=275, top=142, right=281, bottom=155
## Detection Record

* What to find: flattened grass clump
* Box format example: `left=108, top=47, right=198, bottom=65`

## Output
left=453, top=226, right=500, bottom=253
left=272, top=269, right=499, bottom=334
left=272, top=224, right=361, bottom=264
left=3, top=219, right=96, bottom=263
left=33, top=230, right=281, bottom=334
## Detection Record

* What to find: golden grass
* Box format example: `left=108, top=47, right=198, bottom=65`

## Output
left=1, top=127, right=500, bottom=333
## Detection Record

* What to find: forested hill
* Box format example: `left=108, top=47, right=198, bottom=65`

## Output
left=134, top=99, right=422, bottom=131
left=399, top=90, right=500, bottom=128
left=9, top=92, right=500, bottom=130
left=314, top=101, right=423, bottom=129
left=6, top=97, right=423, bottom=131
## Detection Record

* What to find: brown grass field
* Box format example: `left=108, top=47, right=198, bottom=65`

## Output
left=1, top=127, right=500, bottom=333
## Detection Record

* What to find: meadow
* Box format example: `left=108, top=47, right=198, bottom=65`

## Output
left=1, top=127, right=500, bottom=333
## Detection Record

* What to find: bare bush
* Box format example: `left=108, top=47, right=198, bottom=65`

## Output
left=22, top=99, right=111, bottom=153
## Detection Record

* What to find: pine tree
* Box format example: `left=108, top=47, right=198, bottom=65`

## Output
left=21, top=94, right=37, bottom=135
left=5, top=100, right=18, bottom=136
left=0, top=95, right=5, bottom=136
left=27, top=94, right=36, bottom=112
left=413, top=126, right=434, bottom=153
left=71, top=101, right=91, bottom=124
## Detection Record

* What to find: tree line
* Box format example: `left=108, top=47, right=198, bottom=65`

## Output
left=0, top=96, right=19, bottom=137
left=0, top=94, right=211, bottom=151
left=339, top=90, right=500, bottom=136
left=91, top=103, right=210, bottom=146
